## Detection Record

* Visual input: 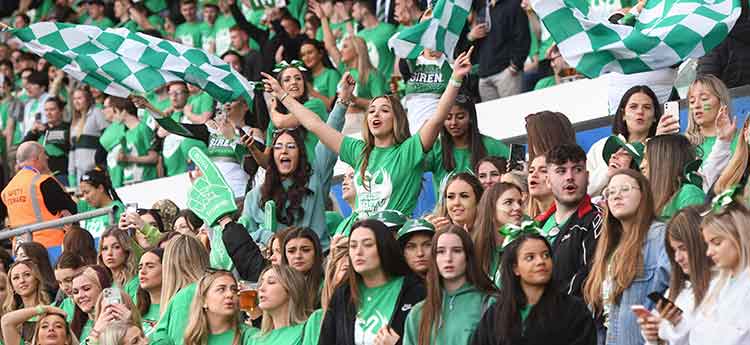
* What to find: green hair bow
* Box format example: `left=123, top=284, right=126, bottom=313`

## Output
left=272, top=60, right=308, bottom=73
left=499, top=219, right=542, bottom=247
left=703, top=184, right=742, bottom=216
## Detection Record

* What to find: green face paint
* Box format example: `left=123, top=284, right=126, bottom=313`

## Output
left=702, top=101, right=712, bottom=112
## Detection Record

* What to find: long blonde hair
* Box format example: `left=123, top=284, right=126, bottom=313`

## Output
left=31, top=312, right=77, bottom=345
left=97, top=227, right=137, bottom=288
left=2, top=260, right=51, bottom=315
left=358, top=95, right=411, bottom=191
left=259, top=265, right=311, bottom=334
left=71, top=86, right=94, bottom=140
left=584, top=170, right=656, bottom=313
left=344, top=36, right=374, bottom=85
left=698, top=203, right=750, bottom=313
left=160, top=235, right=209, bottom=315
left=714, top=116, right=750, bottom=197
left=685, top=74, right=732, bottom=146
left=184, top=271, right=241, bottom=345
left=98, top=320, right=137, bottom=345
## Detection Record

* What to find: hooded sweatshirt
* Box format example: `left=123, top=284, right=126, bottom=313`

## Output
left=403, top=283, right=493, bottom=345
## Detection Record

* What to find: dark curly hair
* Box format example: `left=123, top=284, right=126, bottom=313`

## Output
left=260, top=129, right=313, bottom=225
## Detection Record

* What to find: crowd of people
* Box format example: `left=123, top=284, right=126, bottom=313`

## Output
left=0, top=0, right=748, bottom=345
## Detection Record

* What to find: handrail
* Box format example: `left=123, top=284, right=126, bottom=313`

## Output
left=0, top=205, right=118, bottom=241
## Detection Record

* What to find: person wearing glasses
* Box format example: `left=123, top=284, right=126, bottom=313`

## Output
left=583, top=169, right=670, bottom=345
left=423, top=94, right=509, bottom=199
left=235, top=73, right=354, bottom=252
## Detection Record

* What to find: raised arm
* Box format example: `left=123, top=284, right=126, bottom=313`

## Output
left=261, top=71, right=355, bottom=154
left=310, top=0, right=342, bottom=64
left=418, top=47, right=474, bottom=152
left=2, top=306, right=66, bottom=345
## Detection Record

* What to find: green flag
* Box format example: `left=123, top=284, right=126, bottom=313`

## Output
left=387, top=0, right=471, bottom=62
left=532, top=0, right=742, bottom=78
left=9, top=22, right=256, bottom=103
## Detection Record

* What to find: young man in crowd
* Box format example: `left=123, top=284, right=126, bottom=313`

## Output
left=536, top=144, right=603, bottom=296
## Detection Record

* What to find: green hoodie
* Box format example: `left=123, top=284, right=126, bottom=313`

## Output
left=149, top=283, right=198, bottom=345
left=402, top=283, right=493, bottom=345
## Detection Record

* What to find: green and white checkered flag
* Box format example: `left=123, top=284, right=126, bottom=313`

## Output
left=532, top=0, right=742, bottom=78
left=9, top=22, right=256, bottom=103
left=387, top=0, right=471, bottom=62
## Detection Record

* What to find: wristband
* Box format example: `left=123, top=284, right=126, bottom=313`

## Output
left=448, top=76, right=463, bottom=88
left=337, top=98, right=353, bottom=107
left=278, top=92, right=289, bottom=102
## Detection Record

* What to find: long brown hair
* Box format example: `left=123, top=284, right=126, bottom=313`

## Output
left=321, top=237, right=349, bottom=312
left=665, top=207, right=713, bottom=306
left=63, top=225, right=98, bottom=265
left=280, top=227, right=323, bottom=311
left=358, top=95, right=411, bottom=191
left=472, top=182, right=523, bottom=275
left=644, top=135, right=697, bottom=216
left=261, top=129, right=313, bottom=225
left=97, top=227, right=137, bottom=287
left=417, top=226, right=496, bottom=345
left=584, top=170, right=656, bottom=313
left=525, top=111, right=576, bottom=161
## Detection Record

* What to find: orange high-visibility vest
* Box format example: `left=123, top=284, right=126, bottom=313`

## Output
left=1, top=169, right=65, bottom=248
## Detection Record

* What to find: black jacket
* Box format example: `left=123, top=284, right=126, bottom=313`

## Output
left=535, top=195, right=603, bottom=297
left=222, top=221, right=266, bottom=282
left=471, top=293, right=597, bottom=345
left=318, top=274, right=426, bottom=345
left=697, top=0, right=750, bottom=88
left=475, top=0, right=530, bottom=78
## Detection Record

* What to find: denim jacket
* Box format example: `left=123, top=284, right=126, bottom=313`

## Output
left=599, top=222, right=671, bottom=345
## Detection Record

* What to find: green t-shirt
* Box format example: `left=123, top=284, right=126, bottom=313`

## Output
left=246, top=323, right=305, bottom=345
left=541, top=212, right=570, bottom=245
left=123, top=121, right=158, bottom=184
left=89, top=17, right=115, bottom=30
left=302, top=309, right=324, bottom=345
left=175, top=22, right=204, bottom=48
left=124, top=276, right=140, bottom=301
left=265, top=98, right=328, bottom=161
left=144, top=0, right=168, bottom=13
left=150, top=283, right=197, bottom=345
left=78, top=319, right=93, bottom=344
left=162, top=133, right=208, bottom=177
left=77, top=199, right=125, bottom=238
left=332, top=212, right=358, bottom=237
left=59, top=297, right=76, bottom=323
left=200, top=22, right=216, bottom=53
left=206, top=127, right=249, bottom=162
left=425, top=135, right=510, bottom=198
left=404, top=55, right=452, bottom=96
left=315, top=19, right=354, bottom=46
left=209, top=325, right=256, bottom=345
left=660, top=183, right=706, bottom=220
left=313, top=68, right=342, bottom=99
left=188, top=92, right=215, bottom=116
left=699, top=135, right=739, bottom=169
left=340, top=135, right=426, bottom=216
left=100, top=122, right=127, bottom=187
left=340, top=67, right=387, bottom=100
left=534, top=76, right=557, bottom=90
left=355, top=277, right=404, bottom=344
left=213, top=14, right=237, bottom=56
left=142, top=303, right=160, bottom=337
left=325, top=211, right=345, bottom=238
left=357, top=23, right=398, bottom=78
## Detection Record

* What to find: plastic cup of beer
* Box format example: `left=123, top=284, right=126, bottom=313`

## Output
left=239, top=281, right=258, bottom=313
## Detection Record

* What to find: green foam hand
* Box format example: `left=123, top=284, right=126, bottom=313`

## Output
left=187, top=147, right=238, bottom=226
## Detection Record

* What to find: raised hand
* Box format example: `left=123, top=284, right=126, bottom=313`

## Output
left=452, top=46, right=474, bottom=80
left=715, top=105, right=737, bottom=142
left=261, top=72, right=285, bottom=99
left=187, top=147, right=238, bottom=226
left=338, top=71, right=356, bottom=102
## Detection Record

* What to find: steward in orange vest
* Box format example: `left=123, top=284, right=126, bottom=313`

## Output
left=0, top=142, right=76, bottom=248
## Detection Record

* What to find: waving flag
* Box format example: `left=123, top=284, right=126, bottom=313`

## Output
left=9, top=22, right=255, bottom=103
left=532, top=0, right=742, bottom=78
left=388, top=0, right=472, bottom=62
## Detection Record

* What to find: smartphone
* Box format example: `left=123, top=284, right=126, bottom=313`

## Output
left=126, top=202, right=138, bottom=214
left=102, top=287, right=123, bottom=307
left=630, top=305, right=652, bottom=318
left=508, top=144, right=526, bottom=171
left=34, top=112, right=42, bottom=122
left=476, top=5, right=491, bottom=31
left=647, top=292, right=683, bottom=314
left=664, top=101, right=679, bottom=119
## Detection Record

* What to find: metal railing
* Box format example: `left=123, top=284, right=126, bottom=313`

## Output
left=0, top=205, right=118, bottom=241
